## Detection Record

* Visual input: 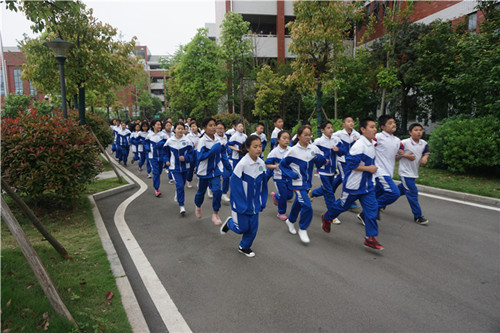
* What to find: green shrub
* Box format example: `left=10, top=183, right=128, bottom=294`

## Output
left=71, top=110, right=114, bottom=146
left=2, top=93, right=32, bottom=118
left=33, top=100, right=57, bottom=116
left=213, top=112, right=249, bottom=133
left=290, top=118, right=348, bottom=139
left=427, top=116, right=500, bottom=173
left=1, top=110, right=103, bottom=205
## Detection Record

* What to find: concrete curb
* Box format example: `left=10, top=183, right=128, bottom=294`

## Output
left=93, top=166, right=135, bottom=201
left=89, top=195, right=150, bottom=333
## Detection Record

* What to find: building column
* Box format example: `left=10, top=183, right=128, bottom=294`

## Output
left=276, top=0, right=285, bottom=63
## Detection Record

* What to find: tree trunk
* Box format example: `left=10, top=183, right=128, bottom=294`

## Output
left=78, top=86, right=86, bottom=125
left=239, top=74, right=244, bottom=124
left=334, top=56, right=338, bottom=119
left=316, top=82, right=323, bottom=137
left=401, top=86, right=409, bottom=134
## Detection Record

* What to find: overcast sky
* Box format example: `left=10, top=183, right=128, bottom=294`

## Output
left=1, top=0, right=216, bottom=56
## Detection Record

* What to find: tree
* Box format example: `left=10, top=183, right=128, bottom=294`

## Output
left=253, top=65, right=286, bottom=120
left=287, top=0, right=363, bottom=135
left=175, top=28, right=224, bottom=118
left=219, top=11, right=253, bottom=123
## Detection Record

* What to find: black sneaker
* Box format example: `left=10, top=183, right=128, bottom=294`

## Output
left=414, top=216, right=429, bottom=225
left=220, top=217, right=230, bottom=234
left=357, top=213, right=365, bottom=226
left=238, top=246, right=255, bottom=258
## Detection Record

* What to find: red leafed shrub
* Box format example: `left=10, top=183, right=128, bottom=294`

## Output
left=1, top=110, right=103, bottom=204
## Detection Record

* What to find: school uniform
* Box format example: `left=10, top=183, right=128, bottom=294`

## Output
left=332, top=128, right=361, bottom=190
left=130, top=131, right=140, bottom=162
left=186, top=132, right=200, bottom=183
left=216, top=133, right=232, bottom=195
left=112, top=125, right=121, bottom=159
left=225, top=128, right=236, bottom=141
left=228, top=131, right=247, bottom=169
left=250, top=131, right=267, bottom=158
left=164, top=136, right=193, bottom=207
left=116, top=128, right=131, bottom=165
left=398, top=138, right=430, bottom=219
left=137, top=131, right=150, bottom=173
left=226, top=154, right=268, bottom=251
left=265, top=146, right=293, bottom=215
left=325, top=135, right=379, bottom=237
left=162, top=130, right=174, bottom=179
left=145, top=131, right=169, bottom=191
left=270, top=127, right=282, bottom=151
left=279, top=143, right=326, bottom=230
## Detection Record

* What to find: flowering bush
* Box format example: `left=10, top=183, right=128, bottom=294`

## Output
left=1, top=110, right=103, bottom=204
left=66, top=109, right=114, bottom=147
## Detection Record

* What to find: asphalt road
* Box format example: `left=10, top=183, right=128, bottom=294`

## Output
left=95, top=160, right=500, bottom=333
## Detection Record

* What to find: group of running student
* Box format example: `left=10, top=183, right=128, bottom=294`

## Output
left=110, top=114, right=430, bottom=258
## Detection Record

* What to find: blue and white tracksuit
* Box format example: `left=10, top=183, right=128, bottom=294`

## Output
left=130, top=131, right=141, bottom=162
left=111, top=125, right=121, bottom=159
left=164, top=136, right=193, bottom=207
left=195, top=133, right=232, bottom=212
left=332, top=128, right=361, bottom=192
left=136, top=131, right=150, bottom=173
left=326, top=136, right=379, bottom=237
left=270, top=127, right=282, bottom=151
left=310, top=135, right=346, bottom=208
left=227, top=154, right=268, bottom=250
left=225, top=128, right=236, bottom=141
left=228, top=131, right=247, bottom=169
left=216, top=133, right=232, bottom=195
left=265, top=146, right=293, bottom=215
left=116, top=128, right=131, bottom=165
left=279, top=143, right=326, bottom=230
left=186, top=132, right=200, bottom=183
left=162, top=130, right=174, bottom=180
left=145, top=131, right=169, bottom=191
left=398, top=138, right=430, bottom=219
left=250, top=131, right=267, bottom=158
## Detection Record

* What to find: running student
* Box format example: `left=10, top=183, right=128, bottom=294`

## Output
left=137, top=121, right=151, bottom=175
left=321, top=118, right=384, bottom=251
left=194, top=117, right=232, bottom=225
left=215, top=121, right=231, bottom=203
left=186, top=121, right=201, bottom=188
left=164, top=122, right=193, bottom=215
left=396, top=123, right=430, bottom=225
left=270, top=115, right=284, bottom=150
left=279, top=126, right=327, bottom=244
left=220, top=135, right=268, bottom=258
left=145, top=119, right=169, bottom=197
left=227, top=121, right=247, bottom=169
left=116, top=121, right=131, bottom=166
left=266, top=130, right=293, bottom=221
left=130, top=123, right=141, bottom=164
left=251, top=122, right=267, bottom=158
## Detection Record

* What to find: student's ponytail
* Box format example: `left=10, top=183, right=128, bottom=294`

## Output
left=239, top=135, right=261, bottom=156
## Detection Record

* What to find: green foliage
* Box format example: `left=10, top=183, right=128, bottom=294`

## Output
left=33, top=100, right=57, bottom=116
left=213, top=112, right=247, bottom=132
left=69, top=109, right=114, bottom=146
left=2, top=93, right=32, bottom=118
left=1, top=111, right=102, bottom=204
left=253, top=65, right=286, bottom=119
left=290, top=118, right=346, bottom=138
left=427, top=116, right=500, bottom=173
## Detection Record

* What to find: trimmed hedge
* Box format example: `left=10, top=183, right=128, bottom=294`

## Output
left=427, top=116, right=500, bottom=173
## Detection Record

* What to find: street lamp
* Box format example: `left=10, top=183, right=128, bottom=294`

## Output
left=44, top=37, right=73, bottom=118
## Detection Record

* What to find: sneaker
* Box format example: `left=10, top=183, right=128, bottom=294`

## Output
left=147, top=173, right=152, bottom=179
left=308, top=189, right=314, bottom=200
left=155, top=190, right=161, bottom=197
left=186, top=181, right=193, bottom=188
left=285, top=219, right=297, bottom=235
left=364, top=236, right=384, bottom=250
left=222, top=194, right=230, bottom=202
left=238, top=246, right=255, bottom=258
left=179, top=206, right=186, bottom=215
left=212, top=212, right=222, bottom=225
left=138, top=166, right=142, bottom=172
left=357, top=213, right=365, bottom=226
left=271, top=192, right=278, bottom=206
left=321, top=213, right=332, bottom=233
left=174, top=193, right=177, bottom=202
left=332, top=218, right=341, bottom=225
left=169, top=179, right=174, bottom=185
left=276, top=213, right=287, bottom=221
left=207, top=188, right=213, bottom=198
left=298, top=229, right=310, bottom=244
left=195, top=206, right=202, bottom=219
left=414, top=216, right=429, bottom=225
left=350, top=202, right=360, bottom=209
left=220, top=217, right=230, bottom=234
left=131, top=159, right=135, bottom=164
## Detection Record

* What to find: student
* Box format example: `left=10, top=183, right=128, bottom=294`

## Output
left=225, top=119, right=238, bottom=141
left=290, top=121, right=311, bottom=147
left=270, top=115, right=284, bottom=150
left=266, top=130, right=293, bottom=221
left=164, top=122, right=193, bottom=215
left=279, top=126, right=326, bottom=244
left=186, top=121, right=201, bottom=188
left=110, top=119, right=118, bottom=156
left=162, top=120, right=175, bottom=184
left=311, top=120, right=345, bottom=225
left=113, top=119, right=122, bottom=161
left=215, top=121, right=232, bottom=202
left=228, top=121, right=248, bottom=169
left=194, top=117, right=230, bottom=225
left=397, top=123, right=430, bottom=225
left=130, top=123, right=141, bottom=164
left=333, top=116, right=361, bottom=209
left=251, top=122, right=267, bottom=158
left=137, top=121, right=151, bottom=176
left=360, top=114, right=402, bottom=221
left=220, top=135, right=268, bottom=258
left=116, top=122, right=131, bottom=166
left=145, top=120, right=169, bottom=197
left=321, top=118, right=383, bottom=250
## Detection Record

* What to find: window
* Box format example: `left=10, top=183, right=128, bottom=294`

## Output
left=29, top=82, right=37, bottom=95
left=14, top=69, right=23, bottom=94
left=467, top=12, right=477, bottom=32
left=0, top=70, right=4, bottom=96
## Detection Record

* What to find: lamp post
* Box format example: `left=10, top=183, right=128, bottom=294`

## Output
left=44, top=38, right=73, bottom=118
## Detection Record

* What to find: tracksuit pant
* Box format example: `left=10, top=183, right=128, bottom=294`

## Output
left=288, top=189, right=313, bottom=230
left=195, top=176, right=222, bottom=212
left=150, top=159, right=163, bottom=191
left=332, top=162, right=346, bottom=194
left=171, top=171, right=187, bottom=206
left=274, top=180, right=293, bottom=215
left=186, top=154, right=197, bottom=182
left=132, top=146, right=139, bottom=162
left=328, top=190, right=379, bottom=238
left=222, top=170, right=230, bottom=195
left=118, top=145, right=129, bottom=165
left=313, top=175, right=337, bottom=220
left=227, top=212, right=259, bottom=250
left=398, top=176, right=422, bottom=219
left=115, top=143, right=122, bottom=161
left=374, top=175, right=400, bottom=209
left=138, top=152, right=150, bottom=173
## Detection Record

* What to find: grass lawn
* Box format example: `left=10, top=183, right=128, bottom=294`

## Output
left=86, top=177, right=128, bottom=194
left=99, top=155, right=113, bottom=172
left=1, top=179, right=133, bottom=332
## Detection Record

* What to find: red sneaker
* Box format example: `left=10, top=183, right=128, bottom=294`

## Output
left=364, top=236, right=384, bottom=250
left=321, top=213, right=332, bottom=233
left=271, top=192, right=278, bottom=206
left=155, top=190, right=162, bottom=197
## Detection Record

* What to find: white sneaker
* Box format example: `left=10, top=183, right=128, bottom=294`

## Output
left=186, top=181, right=193, bottom=188
left=285, top=219, right=297, bottom=235
left=331, top=218, right=341, bottom=225
left=174, top=193, right=177, bottom=202
left=195, top=206, right=202, bottom=219
left=179, top=206, right=186, bottom=215
left=221, top=194, right=230, bottom=202
left=207, top=188, right=213, bottom=198
left=298, top=229, right=310, bottom=244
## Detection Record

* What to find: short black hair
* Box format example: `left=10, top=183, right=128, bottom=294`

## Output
left=408, top=123, right=423, bottom=132
left=359, top=118, right=376, bottom=131
left=319, top=120, right=332, bottom=130
left=273, top=115, right=283, bottom=123
left=256, top=122, right=265, bottom=128
left=378, top=114, right=395, bottom=128
left=342, top=116, right=353, bottom=122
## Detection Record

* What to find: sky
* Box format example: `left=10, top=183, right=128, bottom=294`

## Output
left=1, top=0, right=216, bottom=56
